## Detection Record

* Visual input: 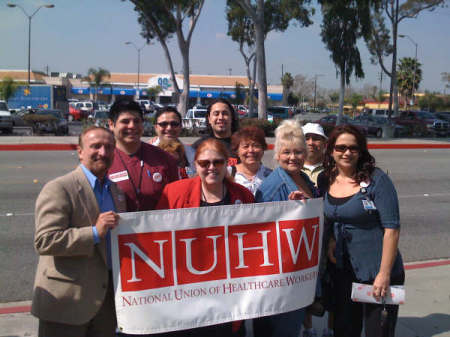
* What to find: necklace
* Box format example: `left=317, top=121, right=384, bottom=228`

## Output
left=117, top=146, right=144, bottom=210
left=201, top=183, right=225, bottom=203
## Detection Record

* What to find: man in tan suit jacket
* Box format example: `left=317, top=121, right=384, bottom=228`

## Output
left=31, top=126, right=126, bottom=337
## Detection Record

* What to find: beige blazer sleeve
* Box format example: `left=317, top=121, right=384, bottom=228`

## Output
left=34, top=170, right=97, bottom=257
left=32, top=166, right=126, bottom=325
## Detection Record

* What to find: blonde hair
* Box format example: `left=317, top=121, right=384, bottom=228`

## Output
left=274, top=119, right=306, bottom=159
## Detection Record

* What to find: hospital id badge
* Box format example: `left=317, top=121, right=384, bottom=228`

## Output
left=362, top=199, right=377, bottom=210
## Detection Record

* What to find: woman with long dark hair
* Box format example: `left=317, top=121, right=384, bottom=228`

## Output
left=320, top=125, right=404, bottom=337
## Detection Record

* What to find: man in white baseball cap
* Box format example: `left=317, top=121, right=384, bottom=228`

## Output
left=301, top=122, right=333, bottom=337
left=301, top=122, right=327, bottom=186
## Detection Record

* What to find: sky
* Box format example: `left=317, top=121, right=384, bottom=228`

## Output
left=1, top=0, right=449, bottom=93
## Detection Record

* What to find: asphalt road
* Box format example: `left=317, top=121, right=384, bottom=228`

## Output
left=0, top=149, right=449, bottom=302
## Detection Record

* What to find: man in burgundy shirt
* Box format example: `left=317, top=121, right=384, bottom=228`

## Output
left=107, top=99, right=178, bottom=212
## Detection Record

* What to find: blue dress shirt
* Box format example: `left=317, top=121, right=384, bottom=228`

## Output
left=80, top=164, right=116, bottom=268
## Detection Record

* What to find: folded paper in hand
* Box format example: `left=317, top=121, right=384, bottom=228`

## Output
left=351, top=282, right=405, bottom=305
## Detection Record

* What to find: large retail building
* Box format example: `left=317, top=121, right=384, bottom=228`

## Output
left=0, top=69, right=283, bottom=105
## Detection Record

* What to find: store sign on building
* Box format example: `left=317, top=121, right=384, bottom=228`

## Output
left=158, top=77, right=171, bottom=90
left=148, top=75, right=183, bottom=97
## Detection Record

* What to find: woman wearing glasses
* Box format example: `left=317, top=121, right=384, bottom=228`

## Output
left=149, top=107, right=196, bottom=176
left=320, top=125, right=404, bottom=337
left=253, top=119, right=318, bottom=337
left=156, top=137, right=254, bottom=336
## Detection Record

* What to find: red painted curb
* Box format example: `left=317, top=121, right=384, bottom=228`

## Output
left=0, top=305, right=31, bottom=314
left=1, top=259, right=449, bottom=315
left=263, top=144, right=450, bottom=150
left=1, top=143, right=449, bottom=151
left=404, top=259, right=450, bottom=270
left=368, top=144, right=450, bottom=149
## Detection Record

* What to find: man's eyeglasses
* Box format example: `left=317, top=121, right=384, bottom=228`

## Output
left=157, top=121, right=180, bottom=128
left=334, top=145, right=360, bottom=153
left=196, top=159, right=226, bottom=169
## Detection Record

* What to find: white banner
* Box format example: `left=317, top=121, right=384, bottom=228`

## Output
left=111, top=199, right=323, bottom=334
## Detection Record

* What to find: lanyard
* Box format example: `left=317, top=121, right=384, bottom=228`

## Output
left=117, top=147, right=144, bottom=211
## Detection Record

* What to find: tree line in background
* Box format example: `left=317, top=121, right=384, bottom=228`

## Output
left=278, top=66, right=450, bottom=113
left=79, top=0, right=447, bottom=119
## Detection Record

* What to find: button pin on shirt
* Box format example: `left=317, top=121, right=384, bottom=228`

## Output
left=153, top=172, right=162, bottom=183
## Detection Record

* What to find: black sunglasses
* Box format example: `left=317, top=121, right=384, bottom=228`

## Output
left=157, top=121, right=180, bottom=128
left=334, top=145, right=360, bottom=153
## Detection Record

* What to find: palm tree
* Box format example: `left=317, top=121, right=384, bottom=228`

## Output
left=397, top=57, right=422, bottom=108
left=281, top=72, right=294, bottom=106
left=147, top=85, right=162, bottom=101
left=0, top=77, right=19, bottom=103
left=84, top=67, right=111, bottom=102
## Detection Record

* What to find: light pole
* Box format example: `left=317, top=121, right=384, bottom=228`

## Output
left=399, top=34, right=418, bottom=106
left=7, top=3, right=54, bottom=86
left=125, top=42, right=145, bottom=99
left=313, top=74, right=324, bottom=111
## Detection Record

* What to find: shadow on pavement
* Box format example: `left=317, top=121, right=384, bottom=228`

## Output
left=398, top=313, right=450, bottom=336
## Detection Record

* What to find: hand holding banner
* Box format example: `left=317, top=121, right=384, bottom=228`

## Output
left=111, top=199, right=323, bottom=334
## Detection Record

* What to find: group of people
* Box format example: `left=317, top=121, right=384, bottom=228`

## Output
left=31, top=97, right=404, bottom=337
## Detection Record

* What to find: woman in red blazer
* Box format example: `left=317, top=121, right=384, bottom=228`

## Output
left=157, top=138, right=254, bottom=209
left=156, top=137, right=254, bottom=337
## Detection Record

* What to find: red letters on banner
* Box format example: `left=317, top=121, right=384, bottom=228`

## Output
left=119, top=217, right=319, bottom=291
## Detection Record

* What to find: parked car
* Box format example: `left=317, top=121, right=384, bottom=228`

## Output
left=434, top=112, right=450, bottom=123
left=365, top=108, right=391, bottom=118
left=393, top=110, right=449, bottom=137
left=69, top=102, right=91, bottom=121
left=267, top=106, right=293, bottom=119
left=235, top=105, right=249, bottom=117
left=10, top=108, right=29, bottom=127
left=93, top=101, right=109, bottom=112
left=416, top=111, right=449, bottom=137
left=69, top=101, right=93, bottom=121
left=392, top=111, right=428, bottom=136
left=31, top=109, right=69, bottom=135
left=0, top=100, right=13, bottom=134
left=316, top=114, right=367, bottom=136
left=88, top=110, right=109, bottom=128
left=69, top=102, right=80, bottom=121
left=137, top=99, right=153, bottom=113
left=182, top=107, right=208, bottom=133
left=351, top=114, right=406, bottom=138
